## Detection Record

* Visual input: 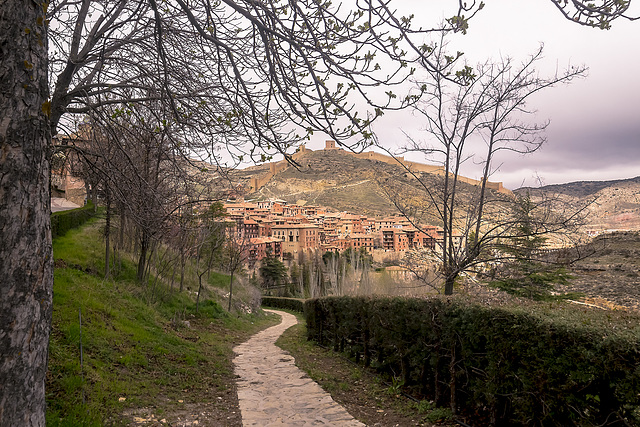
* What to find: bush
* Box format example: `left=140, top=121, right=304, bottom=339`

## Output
left=261, top=296, right=305, bottom=312
left=305, top=296, right=640, bottom=426
left=51, top=202, right=96, bottom=238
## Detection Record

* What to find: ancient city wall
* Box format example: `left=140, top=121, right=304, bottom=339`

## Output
left=248, top=142, right=508, bottom=194
left=352, top=150, right=508, bottom=194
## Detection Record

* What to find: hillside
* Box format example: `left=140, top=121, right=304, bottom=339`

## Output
left=518, top=176, right=640, bottom=232
left=47, top=219, right=277, bottom=426
left=223, top=151, right=640, bottom=234
left=232, top=149, right=508, bottom=220
left=562, top=231, right=640, bottom=310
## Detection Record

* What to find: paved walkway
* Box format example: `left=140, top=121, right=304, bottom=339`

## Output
left=233, top=309, right=365, bottom=426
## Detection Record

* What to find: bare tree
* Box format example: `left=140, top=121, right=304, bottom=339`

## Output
left=83, top=101, right=214, bottom=283
left=46, top=0, right=477, bottom=153
left=222, top=232, right=249, bottom=312
left=193, top=204, right=227, bottom=313
left=381, top=44, right=588, bottom=295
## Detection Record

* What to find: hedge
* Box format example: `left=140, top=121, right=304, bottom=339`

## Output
left=305, top=296, right=640, bottom=426
left=261, top=296, right=305, bottom=312
left=51, top=202, right=96, bottom=239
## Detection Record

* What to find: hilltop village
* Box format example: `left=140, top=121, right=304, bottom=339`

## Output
left=224, top=197, right=451, bottom=266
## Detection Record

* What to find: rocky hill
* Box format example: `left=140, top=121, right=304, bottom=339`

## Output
left=517, top=176, right=640, bottom=233
left=230, top=148, right=508, bottom=221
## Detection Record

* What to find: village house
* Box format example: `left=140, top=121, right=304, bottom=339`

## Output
left=50, top=129, right=90, bottom=207
left=224, top=202, right=258, bottom=215
left=246, top=237, right=283, bottom=265
left=222, top=200, right=451, bottom=259
left=255, top=217, right=273, bottom=237
left=403, top=227, right=438, bottom=250
left=271, top=223, right=320, bottom=255
left=381, top=228, right=410, bottom=251
left=336, top=233, right=374, bottom=252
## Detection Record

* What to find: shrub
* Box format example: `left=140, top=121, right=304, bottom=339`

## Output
left=305, top=296, right=640, bottom=426
left=261, top=296, right=305, bottom=312
left=51, top=202, right=96, bottom=238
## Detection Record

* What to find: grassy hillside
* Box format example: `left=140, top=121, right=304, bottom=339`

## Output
left=47, top=219, right=277, bottom=426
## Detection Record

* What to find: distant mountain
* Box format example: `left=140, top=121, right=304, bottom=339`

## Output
left=519, top=176, right=640, bottom=198
left=517, top=176, right=640, bottom=232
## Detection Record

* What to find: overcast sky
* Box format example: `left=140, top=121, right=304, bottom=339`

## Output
left=305, top=0, right=640, bottom=190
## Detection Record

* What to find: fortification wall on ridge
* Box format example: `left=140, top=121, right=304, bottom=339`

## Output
left=247, top=141, right=509, bottom=195
left=353, top=151, right=443, bottom=174
left=351, top=149, right=508, bottom=194
left=249, top=146, right=312, bottom=191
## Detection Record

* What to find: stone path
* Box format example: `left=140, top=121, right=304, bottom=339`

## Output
left=233, top=309, right=365, bottom=426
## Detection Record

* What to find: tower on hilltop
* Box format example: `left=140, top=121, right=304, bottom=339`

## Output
left=325, top=140, right=337, bottom=150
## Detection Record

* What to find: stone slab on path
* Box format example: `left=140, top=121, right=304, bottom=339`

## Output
left=233, top=309, right=365, bottom=426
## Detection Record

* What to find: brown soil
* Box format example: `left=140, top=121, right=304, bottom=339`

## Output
left=563, top=231, right=640, bottom=311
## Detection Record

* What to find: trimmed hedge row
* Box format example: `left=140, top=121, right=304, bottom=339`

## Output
left=51, top=202, right=96, bottom=239
left=304, top=296, right=640, bottom=426
left=261, top=296, right=305, bottom=312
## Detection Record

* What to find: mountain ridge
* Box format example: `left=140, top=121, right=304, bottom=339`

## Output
left=516, top=176, right=640, bottom=232
left=518, top=176, right=640, bottom=198
left=229, top=148, right=509, bottom=220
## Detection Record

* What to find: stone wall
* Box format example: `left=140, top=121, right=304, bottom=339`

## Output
left=247, top=141, right=509, bottom=195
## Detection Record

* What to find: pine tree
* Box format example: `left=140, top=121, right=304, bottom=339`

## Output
left=491, top=192, right=573, bottom=300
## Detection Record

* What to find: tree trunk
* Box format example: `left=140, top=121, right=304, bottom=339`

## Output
left=444, top=273, right=456, bottom=296
left=179, top=248, right=186, bottom=292
left=196, top=274, right=203, bottom=313
left=228, top=272, right=235, bottom=312
left=449, top=342, right=457, bottom=415
left=0, top=2, right=52, bottom=425
left=169, top=264, right=177, bottom=291
left=90, top=184, right=97, bottom=211
left=137, top=232, right=150, bottom=283
left=119, top=206, right=125, bottom=252
left=105, top=187, right=111, bottom=279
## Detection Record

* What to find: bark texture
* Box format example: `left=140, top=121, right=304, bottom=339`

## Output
left=0, top=1, right=52, bottom=425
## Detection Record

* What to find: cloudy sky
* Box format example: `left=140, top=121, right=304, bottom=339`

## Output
left=306, top=0, right=640, bottom=189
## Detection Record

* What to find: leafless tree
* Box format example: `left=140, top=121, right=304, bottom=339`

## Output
left=79, top=102, right=208, bottom=283
left=221, top=232, right=250, bottom=312
left=47, top=0, right=482, bottom=158
left=381, top=44, right=588, bottom=295
left=193, top=204, right=227, bottom=313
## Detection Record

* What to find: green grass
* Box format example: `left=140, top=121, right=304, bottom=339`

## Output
left=47, top=219, right=277, bottom=425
